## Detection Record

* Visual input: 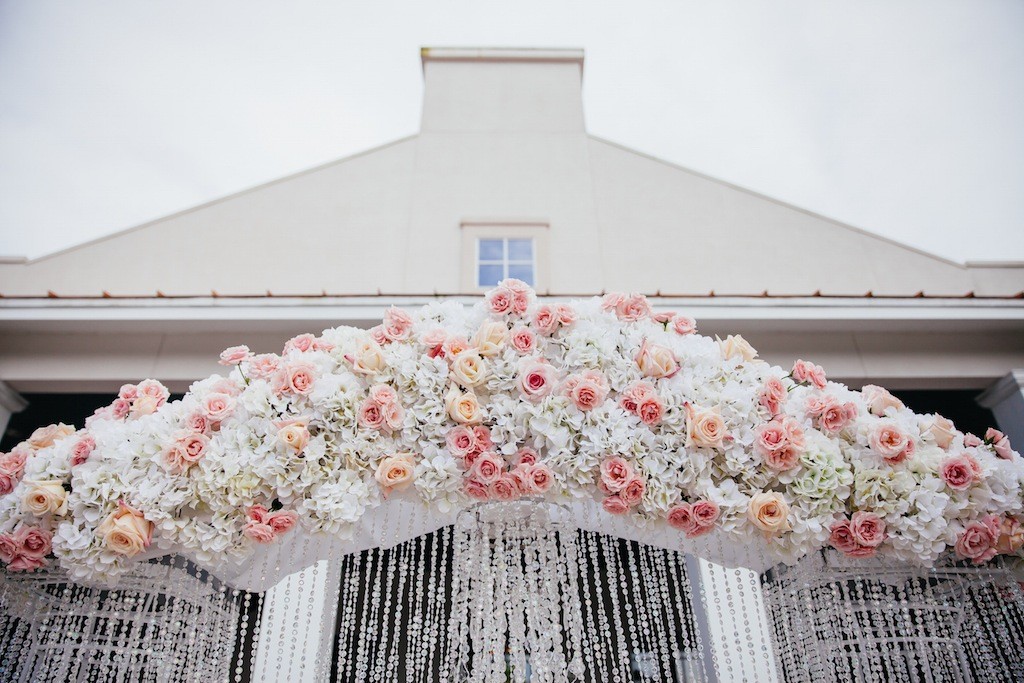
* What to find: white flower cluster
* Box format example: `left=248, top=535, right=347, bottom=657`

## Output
left=0, top=281, right=1020, bottom=583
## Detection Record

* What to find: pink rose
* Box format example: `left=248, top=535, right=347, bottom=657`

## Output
left=532, top=305, right=559, bottom=335
left=369, top=325, right=389, bottom=345
left=941, top=455, right=975, bottom=491
left=600, top=457, right=634, bottom=494
left=555, top=304, right=576, bottom=326
left=0, top=472, right=16, bottom=496
left=369, top=384, right=398, bottom=407
left=691, top=501, right=720, bottom=535
left=202, top=392, right=236, bottom=423
left=514, top=447, right=538, bottom=466
left=446, top=427, right=476, bottom=458
left=0, top=535, right=17, bottom=563
left=184, top=412, right=211, bottom=435
left=964, top=433, right=982, bottom=448
left=17, top=527, right=52, bottom=560
left=137, top=379, right=170, bottom=407
left=443, top=336, right=470, bottom=359
left=470, top=451, right=504, bottom=485
left=791, top=360, right=827, bottom=389
left=652, top=311, right=675, bottom=324
left=870, top=422, right=915, bottom=463
left=118, top=383, right=139, bottom=400
left=956, top=520, right=998, bottom=564
left=603, top=293, right=650, bottom=322
left=985, top=428, right=1014, bottom=460
left=486, top=287, right=514, bottom=315
left=489, top=476, right=520, bottom=502
left=109, top=398, right=130, bottom=419
left=861, top=385, right=904, bottom=416
left=758, top=377, right=787, bottom=417
left=563, top=371, right=609, bottom=411
left=243, top=522, right=276, bottom=544
left=829, top=520, right=861, bottom=556
left=247, top=505, right=270, bottom=524
left=382, top=307, right=414, bottom=342
left=850, top=511, right=886, bottom=548
left=219, top=345, right=251, bottom=366
left=925, top=414, right=957, bottom=450
left=509, top=327, right=536, bottom=354
left=637, top=396, right=665, bottom=426
left=621, top=477, right=646, bottom=507
left=518, top=361, right=557, bottom=402
left=671, top=315, right=697, bottom=336
left=420, top=329, right=447, bottom=358
left=178, top=433, right=209, bottom=463
left=754, top=418, right=804, bottom=471
left=273, top=361, right=318, bottom=395
left=464, top=479, right=490, bottom=501
left=70, top=435, right=96, bottom=467
left=8, top=554, right=46, bottom=572
left=620, top=381, right=656, bottom=415
left=358, top=399, right=385, bottom=430
left=667, top=504, right=697, bottom=534
left=819, top=399, right=858, bottom=435
left=602, top=495, right=629, bottom=515
left=248, top=354, right=281, bottom=379
left=284, top=334, right=316, bottom=354
left=267, top=510, right=298, bottom=534
left=529, top=463, right=553, bottom=493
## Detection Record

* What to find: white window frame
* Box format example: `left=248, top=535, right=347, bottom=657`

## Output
left=460, top=220, right=550, bottom=292
left=475, top=237, right=536, bottom=288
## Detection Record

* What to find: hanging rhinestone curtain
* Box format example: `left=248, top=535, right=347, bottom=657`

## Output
left=762, top=549, right=1024, bottom=683
left=0, top=556, right=242, bottom=683
left=327, top=500, right=708, bottom=683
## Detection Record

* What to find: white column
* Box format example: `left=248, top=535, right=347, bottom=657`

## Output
left=0, top=381, right=28, bottom=439
left=977, top=370, right=1024, bottom=451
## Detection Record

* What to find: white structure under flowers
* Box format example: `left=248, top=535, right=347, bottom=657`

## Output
left=0, top=280, right=1019, bottom=589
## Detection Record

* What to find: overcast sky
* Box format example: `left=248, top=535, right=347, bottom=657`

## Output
left=1, top=1, right=1022, bottom=262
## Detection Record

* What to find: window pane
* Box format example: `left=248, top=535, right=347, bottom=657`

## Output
left=508, top=263, right=534, bottom=285
left=507, top=238, right=533, bottom=261
left=478, top=264, right=504, bottom=287
left=478, top=239, right=504, bottom=261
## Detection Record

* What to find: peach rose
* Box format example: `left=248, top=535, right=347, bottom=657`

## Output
left=277, top=423, right=310, bottom=453
left=685, top=404, right=727, bottom=449
left=518, top=361, right=557, bottom=402
left=28, top=424, right=75, bottom=450
left=861, top=385, right=904, bottom=416
left=346, top=339, right=387, bottom=375
left=375, top=455, right=416, bottom=494
left=925, top=414, right=956, bottom=450
left=747, top=492, right=790, bottom=535
left=22, top=481, right=68, bottom=516
left=98, top=503, right=153, bottom=557
left=450, top=350, right=488, bottom=387
left=130, top=394, right=159, bottom=418
left=445, top=385, right=483, bottom=425
left=472, top=321, right=508, bottom=357
left=635, top=340, right=679, bottom=379
left=717, top=335, right=757, bottom=362
left=995, top=517, right=1024, bottom=555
